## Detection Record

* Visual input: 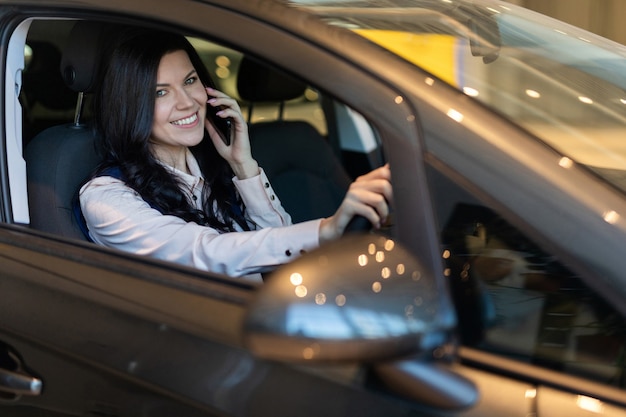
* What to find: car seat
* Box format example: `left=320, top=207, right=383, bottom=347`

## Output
left=237, top=57, right=352, bottom=223
left=25, top=21, right=115, bottom=240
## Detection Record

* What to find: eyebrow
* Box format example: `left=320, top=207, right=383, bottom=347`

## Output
left=156, top=69, right=197, bottom=87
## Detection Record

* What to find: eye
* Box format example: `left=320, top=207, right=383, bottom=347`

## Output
left=156, top=89, right=167, bottom=98
left=184, top=76, right=197, bottom=86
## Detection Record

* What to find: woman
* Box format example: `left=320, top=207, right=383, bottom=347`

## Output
left=79, top=29, right=391, bottom=281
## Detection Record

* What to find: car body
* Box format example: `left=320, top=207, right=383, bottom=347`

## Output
left=0, top=0, right=626, bottom=416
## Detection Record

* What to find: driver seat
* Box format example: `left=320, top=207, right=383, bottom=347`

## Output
left=25, top=21, right=116, bottom=239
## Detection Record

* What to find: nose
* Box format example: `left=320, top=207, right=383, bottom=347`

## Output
left=175, top=87, right=195, bottom=109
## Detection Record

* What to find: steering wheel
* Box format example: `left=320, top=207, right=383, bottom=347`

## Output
left=343, top=215, right=372, bottom=234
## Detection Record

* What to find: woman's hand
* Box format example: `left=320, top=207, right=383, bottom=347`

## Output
left=319, top=164, right=392, bottom=243
left=205, top=87, right=259, bottom=179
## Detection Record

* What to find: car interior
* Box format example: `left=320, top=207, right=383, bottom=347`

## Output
left=20, top=19, right=383, bottom=241
left=8, top=15, right=626, bottom=400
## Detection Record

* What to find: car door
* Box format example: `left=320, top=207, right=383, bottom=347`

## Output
left=0, top=2, right=460, bottom=417
left=405, top=53, right=626, bottom=415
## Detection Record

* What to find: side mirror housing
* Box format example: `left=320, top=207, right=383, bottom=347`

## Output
left=243, top=234, right=456, bottom=362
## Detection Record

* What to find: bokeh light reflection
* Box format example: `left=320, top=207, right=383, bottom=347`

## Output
left=295, top=285, right=308, bottom=298
left=290, top=272, right=303, bottom=286
left=315, top=293, right=327, bottom=305
left=335, top=294, right=346, bottom=307
left=381, top=267, right=391, bottom=279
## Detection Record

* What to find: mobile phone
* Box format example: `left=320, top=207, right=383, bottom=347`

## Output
left=206, top=104, right=232, bottom=146
left=205, top=87, right=233, bottom=146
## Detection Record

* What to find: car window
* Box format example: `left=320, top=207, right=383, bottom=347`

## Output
left=19, top=21, right=382, bottom=178
left=15, top=19, right=385, bottom=271
left=429, top=165, right=626, bottom=390
left=189, top=37, right=328, bottom=136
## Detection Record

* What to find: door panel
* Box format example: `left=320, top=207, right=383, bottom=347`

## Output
left=537, top=386, right=626, bottom=417
left=454, top=364, right=535, bottom=417
left=0, top=227, right=427, bottom=416
left=0, top=335, right=216, bottom=417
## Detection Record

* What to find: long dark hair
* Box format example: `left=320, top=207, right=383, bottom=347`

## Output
left=93, top=29, right=249, bottom=232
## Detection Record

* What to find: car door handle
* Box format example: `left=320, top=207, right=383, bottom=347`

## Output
left=0, top=367, right=42, bottom=396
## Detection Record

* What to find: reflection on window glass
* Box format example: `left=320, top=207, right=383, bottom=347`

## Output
left=440, top=201, right=626, bottom=388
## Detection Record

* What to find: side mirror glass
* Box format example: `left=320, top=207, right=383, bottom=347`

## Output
left=243, top=234, right=456, bottom=362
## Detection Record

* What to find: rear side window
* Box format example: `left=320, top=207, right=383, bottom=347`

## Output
left=432, top=168, right=626, bottom=389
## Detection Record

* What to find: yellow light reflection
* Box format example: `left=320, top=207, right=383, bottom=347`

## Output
left=395, top=96, right=404, bottom=104
left=302, top=347, right=314, bottom=360
left=447, top=108, right=464, bottom=123
left=372, top=282, right=382, bottom=293
left=375, top=251, right=385, bottom=263
left=302, top=344, right=320, bottom=360
left=559, top=156, right=573, bottom=168
left=381, top=267, right=391, bottom=279
left=525, top=388, right=537, bottom=399
left=412, top=271, right=422, bottom=281
left=603, top=210, right=619, bottom=224
left=368, top=243, right=376, bottom=255
left=290, top=273, right=303, bottom=286
left=525, top=89, right=541, bottom=99
left=425, top=77, right=435, bottom=86
left=579, top=96, right=593, bottom=104
left=215, top=67, right=230, bottom=79
left=442, top=249, right=451, bottom=259
left=304, top=88, right=318, bottom=101
left=358, top=254, right=368, bottom=266
left=621, top=98, right=626, bottom=105
left=444, top=268, right=451, bottom=277
left=577, top=395, right=603, bottom=413
left=295, top=285, right=308, bottom=298
left=396, top=264, right=405, bottom=275
left=215, top=55, right=230, bottom=67
left=384, top=239, right=395, bottom=251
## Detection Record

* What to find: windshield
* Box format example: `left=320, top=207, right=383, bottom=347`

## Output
left=289, top=0, right=626, bottom=190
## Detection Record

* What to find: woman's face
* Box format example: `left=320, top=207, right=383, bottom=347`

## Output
left=150, top=50, right=207, bottom=155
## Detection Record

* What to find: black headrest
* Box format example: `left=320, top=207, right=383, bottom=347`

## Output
left=22, top=41, right=76, bottom=110
left=60, top=21, right=118, bottom=93
left=237, top=57, right=307, bottom=102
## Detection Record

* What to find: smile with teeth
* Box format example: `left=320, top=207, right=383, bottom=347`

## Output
left=171, top=112, right=198, bottom=126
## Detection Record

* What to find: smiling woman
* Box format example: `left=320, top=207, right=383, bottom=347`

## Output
left=6, top=0, right=626, bottom=415
left=76, top=27, right=392, bottom=280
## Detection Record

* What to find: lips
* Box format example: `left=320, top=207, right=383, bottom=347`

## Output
left=171, top=112, right=198, bottom=126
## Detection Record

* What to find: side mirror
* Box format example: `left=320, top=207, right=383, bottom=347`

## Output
left=242, top=234, right=456, bottom=362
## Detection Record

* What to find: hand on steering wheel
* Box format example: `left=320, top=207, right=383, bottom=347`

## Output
left=319, top=164, right=392, bottom=243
